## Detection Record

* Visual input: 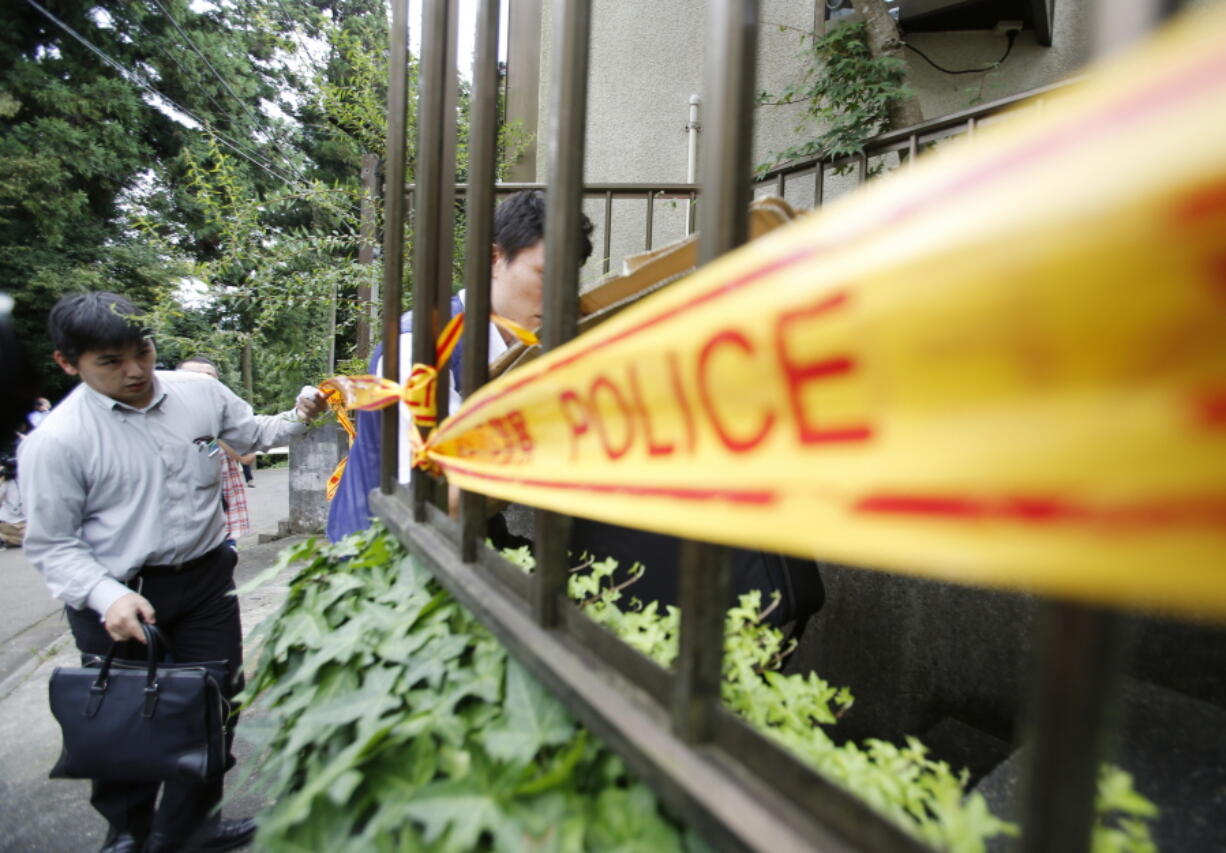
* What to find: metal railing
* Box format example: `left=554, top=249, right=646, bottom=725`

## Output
left=406, top=82, right=1075, bottom=284
left=751, top=78, right=1077, bottom=203
left=371, top=1, right=1173, bottom=850
left=406, top=182, right=700, bottom=277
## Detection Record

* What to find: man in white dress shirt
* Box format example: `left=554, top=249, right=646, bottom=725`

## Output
left=325, top=190, right=594, bottom=540
left=19, top=291, right=326, bottom=853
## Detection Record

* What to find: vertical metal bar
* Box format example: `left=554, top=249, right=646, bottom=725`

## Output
left=411, top=0, right=459, bottom=517
left=697, top=0, right=758, bottom=267
left=814, top=161, right=824, bottom=207
left=1019, top=602, right=1128, bottom=853
left=1092, top=0, right=1169, bottom=58
left=434, top=0, right=460, bottom=429
left=775, top=172, right=784, bottom=197
left=644, top=191, right=654, bottom=251
left=856, top=152, right=867, bottom=185
left=966, top=116, right=977, bottom=138
left=907, top=133, right=918, bottom=167
left=674, top=0, right=759, bottom=743
left=459, top=0, right=501, bottom=563
left=672, top=544, right=731, bottom=742
left=1017, top=7, right=1157, bottom=843
left=533, top=0, right=592, bottom=628
left=379, top=0, right=410, bottom=495
left=602, top=190, right=612, bottom=274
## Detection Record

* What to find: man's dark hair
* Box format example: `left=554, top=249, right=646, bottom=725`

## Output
left=493, top=190, right=594, bottom=266
left=177, top=355, right=218, bottom=370
left=48, top=292, right=148, bottom=366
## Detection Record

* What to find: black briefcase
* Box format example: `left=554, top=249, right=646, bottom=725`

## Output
left=48, top=622, right=230, bottom=782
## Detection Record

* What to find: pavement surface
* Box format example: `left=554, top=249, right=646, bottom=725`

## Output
left=0, top=467, right=312, bottom=852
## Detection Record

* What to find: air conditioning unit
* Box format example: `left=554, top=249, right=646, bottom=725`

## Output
left=823, top=0, right=1054, bottom=46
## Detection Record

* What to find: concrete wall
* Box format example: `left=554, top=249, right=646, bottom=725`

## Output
left=533, top=0, right=1096, bottom=279
left=287, top=422, right=348, bottom=534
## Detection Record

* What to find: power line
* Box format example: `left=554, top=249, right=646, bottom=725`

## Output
left=145, top=0, right=313, bottom=186
left=124, top=10, right=242, bottom=137
left=142, top=0, right=363, bottom=181
left=146, top=0, right=265, bottom=138
left=269, top=0, right=327, bottom=71
left=25, top=0, right=301, bottom=188
left=24, top=0, right=361, bottom=230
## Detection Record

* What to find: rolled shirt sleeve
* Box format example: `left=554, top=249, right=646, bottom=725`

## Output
left=214, top=382, right=308, bottom=454
left=18, top=432, right=130, bottom=614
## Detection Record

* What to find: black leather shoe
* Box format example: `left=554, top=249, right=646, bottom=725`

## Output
left=100, top=831, right=142, bottom=853
left=200, top=818, right=256, bottom=851
left=144, top=818, right=256, bottom=852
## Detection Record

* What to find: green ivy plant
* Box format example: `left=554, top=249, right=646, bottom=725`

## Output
left=238, top=528, right=704, bottom=851
left=506, top=546, right=1015, bottom=850
left=756, top=21, right=912, bottom=174
left=240, top=528, right=1158, bottom=851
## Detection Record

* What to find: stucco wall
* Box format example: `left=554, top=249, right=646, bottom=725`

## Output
left=534, top=0, right=1096, bottom=278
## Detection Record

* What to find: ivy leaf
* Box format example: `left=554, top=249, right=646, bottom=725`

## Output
left=587, top=784, right=685, bottom=851
left=484, top=660, right=575, bottom=766
left=400, top=755, right=525, bottom=851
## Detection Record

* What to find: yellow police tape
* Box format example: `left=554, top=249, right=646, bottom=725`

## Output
left=333, top=6, right=1226, bottom=620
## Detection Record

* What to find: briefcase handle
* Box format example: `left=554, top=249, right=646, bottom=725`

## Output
left=87, top=622, right=175, bottom=719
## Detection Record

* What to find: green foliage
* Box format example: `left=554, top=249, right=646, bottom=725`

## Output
left=241, top=528, right=701, bottom=852
left=1093, top=765, right=1159, bottom=853
left=241, top=528, right=1159, bottom=852
left=0, top=0, right=308, bottom=395
left=756, top=21, right=913, bottom=173
left=512, top=547, right=1014, bottom=850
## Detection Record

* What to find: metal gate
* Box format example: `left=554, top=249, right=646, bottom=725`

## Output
left=369, top=2, right=1187, bottom=850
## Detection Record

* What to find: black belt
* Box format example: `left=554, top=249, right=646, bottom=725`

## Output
left=141, top=544, right=227, bottom=575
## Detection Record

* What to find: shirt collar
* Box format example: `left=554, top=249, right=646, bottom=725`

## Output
left=81, top=375, right=168, bottom=414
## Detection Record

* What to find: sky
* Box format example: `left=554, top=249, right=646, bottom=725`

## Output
left=411, top=0, right=511, bottom=82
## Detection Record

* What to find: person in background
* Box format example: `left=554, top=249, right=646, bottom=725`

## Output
left=19, top=292, right=327, bottom=853
left=26, top=397, right=51, bottom=430
left=177, top=357, right=250, bottom=547
left=325, top=190, right=594, bottom=542
left=0, top=454, right=23, bottom=548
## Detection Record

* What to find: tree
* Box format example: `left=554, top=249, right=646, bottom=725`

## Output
left=0, top=0, right=309, bottom=397
left=851, top=0, right=923, bottom=131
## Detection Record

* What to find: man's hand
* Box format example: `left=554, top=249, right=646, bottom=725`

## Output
left=295, top=385, right=328, bottom=422
left=103, top=593, right=157, bottom=643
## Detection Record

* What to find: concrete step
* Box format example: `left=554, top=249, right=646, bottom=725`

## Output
left=974, top=678, right=1226, bottom=852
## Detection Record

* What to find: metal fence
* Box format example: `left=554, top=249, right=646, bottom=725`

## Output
left=371, top=1, right=1171, bottom=850
left=406, top=82, right=1076, bottom=288
left=406, top=182, right=700, bottom=278
left=751, top=79, right=1076, bottom=205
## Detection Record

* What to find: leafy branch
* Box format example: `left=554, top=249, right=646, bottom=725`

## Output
left=756, top=21, right=913, bottom=173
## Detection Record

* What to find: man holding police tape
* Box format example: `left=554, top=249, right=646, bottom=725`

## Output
left=19, top=292, right=326, bottom=853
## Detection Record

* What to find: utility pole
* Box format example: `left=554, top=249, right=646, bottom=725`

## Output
left=241, top=335, right=254, bottom=403
left=356, top=151, right=379, bottom=360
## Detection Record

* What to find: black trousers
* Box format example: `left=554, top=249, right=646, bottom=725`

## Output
left=65, top=545, right=244, bottom=845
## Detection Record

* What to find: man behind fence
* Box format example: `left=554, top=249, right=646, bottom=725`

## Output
left=326, top=189, right=594, bottom=541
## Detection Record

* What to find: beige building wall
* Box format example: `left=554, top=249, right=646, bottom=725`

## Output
left=528, top=0, right=1095, bottom=281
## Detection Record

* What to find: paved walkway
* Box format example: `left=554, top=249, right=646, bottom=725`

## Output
left=0, top=468, right=308, bottom=852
